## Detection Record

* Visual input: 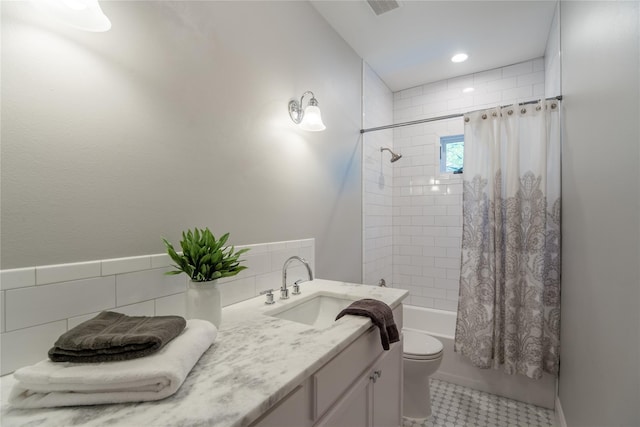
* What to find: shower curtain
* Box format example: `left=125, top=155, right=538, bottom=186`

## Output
left=454, top=100, right=561, bottom=379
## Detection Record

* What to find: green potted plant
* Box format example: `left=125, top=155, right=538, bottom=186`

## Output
left=163, top=228, right=249, bottom=327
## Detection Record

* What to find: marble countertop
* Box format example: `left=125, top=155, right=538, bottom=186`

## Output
left=0, top=279, right=408, bottom=427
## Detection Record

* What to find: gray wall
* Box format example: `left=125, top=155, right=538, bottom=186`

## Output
left=1, top=1, right=363, bottom=282
left=560, top=1, right=640, bottom=425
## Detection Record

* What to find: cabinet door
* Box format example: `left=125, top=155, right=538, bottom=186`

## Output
left=373, top=341, right=403, bottom=427
left=316, top=372, right=373, bottom=427
left=252, top=379, right=313, bottom=427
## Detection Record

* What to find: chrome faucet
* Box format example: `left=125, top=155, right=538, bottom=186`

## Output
left=281, top=256, right=313, bottom=299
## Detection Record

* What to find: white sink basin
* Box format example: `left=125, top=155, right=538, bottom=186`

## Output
left=266, top=293, right=356, bottom=328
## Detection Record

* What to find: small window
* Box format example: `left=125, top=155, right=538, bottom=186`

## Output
left=440, top=134, right=464, bottom=174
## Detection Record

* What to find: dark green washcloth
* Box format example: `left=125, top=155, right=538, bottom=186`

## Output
left=48, top=311, right=187, bottom=363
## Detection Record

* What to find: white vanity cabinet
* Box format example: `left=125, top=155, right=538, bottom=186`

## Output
left=252, top=304, right=403, bottom=427
left=316, top=340, right=402, bottom=427
left=0, top=281, right=409, bottom=427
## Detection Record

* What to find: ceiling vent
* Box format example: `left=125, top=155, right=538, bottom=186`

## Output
left=366, top=0, right=400, bottom=16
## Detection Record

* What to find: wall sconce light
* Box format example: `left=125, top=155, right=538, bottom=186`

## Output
left=288, top=91, right=326, bottom=131
left=32, top=0, right=112, bottom=32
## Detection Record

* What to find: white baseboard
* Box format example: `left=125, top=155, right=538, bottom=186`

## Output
left=555, top=395, right=567, bottom=427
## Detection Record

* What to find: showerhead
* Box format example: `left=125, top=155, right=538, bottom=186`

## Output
left=380, top=147, right=402, bottom=163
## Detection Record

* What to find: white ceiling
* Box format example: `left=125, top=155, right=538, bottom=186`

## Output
left=310, top=0, right=557, bottom=92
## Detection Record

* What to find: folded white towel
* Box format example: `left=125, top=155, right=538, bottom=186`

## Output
left=9, top=319, right=217, bottom=408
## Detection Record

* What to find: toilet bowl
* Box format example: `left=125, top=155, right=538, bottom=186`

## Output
left=402, top=329, right=444, bottom=420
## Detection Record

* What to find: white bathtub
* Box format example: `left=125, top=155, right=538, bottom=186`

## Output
left=402, top=304, right=556, bottom=409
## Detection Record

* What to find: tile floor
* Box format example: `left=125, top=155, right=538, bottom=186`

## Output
left=402, top=379, right=556, bottom=427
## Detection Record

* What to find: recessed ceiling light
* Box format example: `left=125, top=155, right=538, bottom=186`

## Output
left=451, top=53, right=468, bottom=63
left=462, top=87, right=475, bottom=93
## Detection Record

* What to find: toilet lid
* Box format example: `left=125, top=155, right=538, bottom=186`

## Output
left=403, top=329, right=444, bottom=357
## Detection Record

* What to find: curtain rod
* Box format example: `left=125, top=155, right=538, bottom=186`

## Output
left=360, top=95, right=563, bottom=134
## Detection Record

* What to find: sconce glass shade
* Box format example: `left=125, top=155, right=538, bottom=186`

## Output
left=299, top=105, right=326, bottom=132
left=32, top=0, right=112, bottom=32
left=289, top=91, right=326, bottom=132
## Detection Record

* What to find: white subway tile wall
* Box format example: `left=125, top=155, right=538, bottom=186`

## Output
left=36, top=261, right=102, bottom=285
left=0, top=238, right=314, bottom=375
left=390, top=58, right=545, bottom=311
left=363, top=62, right=394, bottom=287
left=115, top=269, right=186, bottom=307
left=0, top=321, right=67, bottom=377
left=0, top=267, right=36, bottom=290
left=101, top=255, right=152, bottom=276
left=6, top=276, right=117, bottom=331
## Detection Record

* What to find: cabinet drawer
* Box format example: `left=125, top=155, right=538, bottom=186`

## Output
left=313, top=305, right=402, bottom=419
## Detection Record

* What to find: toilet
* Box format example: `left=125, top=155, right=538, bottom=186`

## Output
left=402, top=329, right=444, bottom=419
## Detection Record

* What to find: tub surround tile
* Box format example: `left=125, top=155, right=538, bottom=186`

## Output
left=0, top=268, right=36, bottom=290
left=502, top=60, right=534, bottom=77
left=0, top=321, right=67, bottom=375
left=101, top=256, right=151, bottom=276
left=389, top=59, right=544, bottom=312
left=473, top=68, right=503, bottom=84
left=485, top=76, right=517, bottom=93
left=445, top=289, right=459, bottom=300
left=516, top=70, right=545, bottom=87
left=502, top=85, right=533, bottom=102
left=36, top=261, right=101, bottom=285
left=0, top=280, right=408, bottom=427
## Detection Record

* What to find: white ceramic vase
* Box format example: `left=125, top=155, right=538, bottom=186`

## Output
left=186, top=279, right=221, bottom=328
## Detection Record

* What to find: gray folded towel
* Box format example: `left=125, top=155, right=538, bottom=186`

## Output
left=48, top=311, right=186, bottom=363
left=335, top=299, right=399, bottom=350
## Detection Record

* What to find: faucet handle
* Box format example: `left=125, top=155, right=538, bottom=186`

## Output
left=260, top=289, right=275, bottom=305
left=292, top=279, right=303, bottom=295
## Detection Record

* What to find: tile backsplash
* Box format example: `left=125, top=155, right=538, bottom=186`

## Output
left=0, top=238, right=315, bottom=375
left=391, top=58, right=545, bottom=311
